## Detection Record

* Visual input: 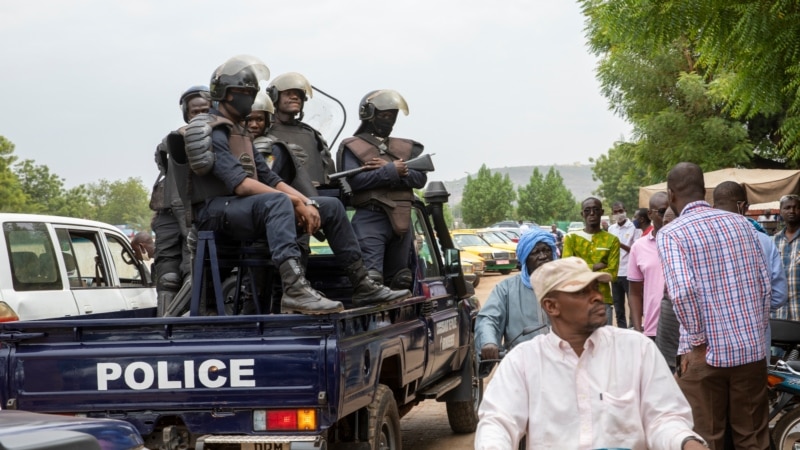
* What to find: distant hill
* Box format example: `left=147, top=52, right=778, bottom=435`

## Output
left=441, top=164, right=598, bottom=205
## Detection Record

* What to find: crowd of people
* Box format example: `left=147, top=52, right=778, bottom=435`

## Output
left=475, top=162, right=798, bottom=449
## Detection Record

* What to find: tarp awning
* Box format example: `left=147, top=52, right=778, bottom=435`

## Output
left=638, top=168, right=800, bottom=207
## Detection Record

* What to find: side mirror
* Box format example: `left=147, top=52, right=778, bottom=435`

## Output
left=443, top=248, right=461, bottom=277
left=444, top=248, right=473, bottom=297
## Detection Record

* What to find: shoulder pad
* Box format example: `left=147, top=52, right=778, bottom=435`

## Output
left=253, top=136, right=276, bottom=156
left=298, top=121, right=329, bottom=148
left=394, top=137, right=424, bottom=158
left=410, top=140, right=424, bottom=159
left=184, top=115, right=216, bottom=176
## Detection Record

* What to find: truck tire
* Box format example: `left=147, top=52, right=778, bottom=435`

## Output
left=499, top=269, right=512, bottom=275
left=367, top=384, right=402, bottom=450
left=472, top=275, right=481, bottom=288
left=446, top=347, right=483, bottom=433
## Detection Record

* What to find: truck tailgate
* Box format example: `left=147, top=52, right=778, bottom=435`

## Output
left=0, top=315, right=334, bottom=413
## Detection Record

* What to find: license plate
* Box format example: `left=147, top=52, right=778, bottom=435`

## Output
left=497, top=260, right=509, bottom=265
left=242, top=444, right=291, bottom=450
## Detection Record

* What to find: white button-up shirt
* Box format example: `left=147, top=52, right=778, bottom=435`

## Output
left=608, top=219, right=641, bottom=277
left=475, top=326, right=699, bottom=450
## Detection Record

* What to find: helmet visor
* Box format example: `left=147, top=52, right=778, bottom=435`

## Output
left=217, top=54, right=271, bottom=84
left=367, top=90, right=409, bottom=115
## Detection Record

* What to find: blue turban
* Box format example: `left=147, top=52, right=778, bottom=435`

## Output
left=518, top=228, right=558, bottom=289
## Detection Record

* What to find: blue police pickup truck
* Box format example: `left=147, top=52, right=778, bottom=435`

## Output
left=0, top=182, right=481, bottom=450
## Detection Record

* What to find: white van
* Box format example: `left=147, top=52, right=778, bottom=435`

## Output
left=0, top=214, right=156, bottom=322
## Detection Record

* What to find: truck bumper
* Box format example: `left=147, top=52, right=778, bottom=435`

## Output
left=196, top=434, right=326, bottom=450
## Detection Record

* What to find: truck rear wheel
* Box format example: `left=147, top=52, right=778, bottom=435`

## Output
left=446, top=347, right=483, bottom=433
left=367, top=384, right=401, bottom=450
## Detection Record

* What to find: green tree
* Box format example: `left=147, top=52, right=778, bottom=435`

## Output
left=461, top=165, right=515, bottom=228
left=13, top=159, right=67, bottom=214
left=590, top=142, right=648, bottom=209
left=52, top=185, right=93, bottom=219
left=517, top=167, right=579, bottom=224
left=86, top=178, right=151, bottom=230
left=579, top=0, right=799, bottom=165
left=0, top=136, right=26, bottom=212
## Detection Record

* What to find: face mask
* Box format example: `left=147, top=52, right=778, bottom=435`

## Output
left=228, top=92, right=255, bottom=117
left=370, top=116, right=396, bottom=138
left=632, top=219, right=639, bottom=229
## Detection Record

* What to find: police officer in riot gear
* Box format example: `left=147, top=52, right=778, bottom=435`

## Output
left=150, top=85, right=211, bottom=315
left=266, top=72, right=336, bottom=195
left=180, top=55, right=409, bottom=314
left=336, top=90, right=427, bottom=290
left=246, top=92, right=275, bottom=166
left=246, top=92, right=272, bottom=138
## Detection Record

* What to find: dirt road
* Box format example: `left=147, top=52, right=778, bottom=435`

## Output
left=400, top=271, right=509, bottom=449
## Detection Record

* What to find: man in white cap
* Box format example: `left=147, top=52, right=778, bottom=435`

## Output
left=475, top=257, right=705, bottom=450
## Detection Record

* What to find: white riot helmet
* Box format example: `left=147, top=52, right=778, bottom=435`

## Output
left=266, top=72, right=313, bottom=104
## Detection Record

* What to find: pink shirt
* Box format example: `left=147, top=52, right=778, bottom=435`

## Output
left=627, top=233, right=664, bottom=337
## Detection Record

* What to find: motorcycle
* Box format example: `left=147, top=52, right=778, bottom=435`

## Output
left=767, top=319, right=800, bottom=449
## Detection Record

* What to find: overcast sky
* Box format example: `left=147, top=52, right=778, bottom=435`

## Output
left=0, top=0, right=630, bottom=189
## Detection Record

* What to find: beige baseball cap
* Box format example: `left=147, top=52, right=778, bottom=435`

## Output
left=531, top=257, right=612, bottom=300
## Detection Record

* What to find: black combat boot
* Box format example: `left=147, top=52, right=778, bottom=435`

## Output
left=367, top=270, right=384, bottom=284
left=279, top=258, right=344, bottom=314
left=347, top=260, right=411, bottom=307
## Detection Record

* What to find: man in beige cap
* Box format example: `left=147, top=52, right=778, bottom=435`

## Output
left=475, top=257, right=705, bottom=450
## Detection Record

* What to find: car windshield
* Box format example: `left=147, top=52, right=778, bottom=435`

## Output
left=479, top=232, right=504, bottom=244
left=453, top=234, right=489, bottom=247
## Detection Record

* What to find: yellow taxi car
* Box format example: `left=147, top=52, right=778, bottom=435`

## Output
left=474, top=228, right=518, bottom=253
left=458, top=250, right=484, bottom=287
left=451, top=230, right=517, bottom=275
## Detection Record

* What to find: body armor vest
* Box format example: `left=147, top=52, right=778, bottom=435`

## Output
left=342, top=134, right=421, bottom=235
left=259, top=135, right=320, bottom=198
left=150, top=128, right=188, bottom=211
left=269, top=121, right=335, bottom=185
left=187, top=115, right=255, bottom=205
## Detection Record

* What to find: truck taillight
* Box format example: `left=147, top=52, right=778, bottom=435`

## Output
left=0, top=303, right=19, bottom=322
left=254, top=409, right=316, bottom=431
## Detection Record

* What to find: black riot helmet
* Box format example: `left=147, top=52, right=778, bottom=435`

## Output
left=209, top=55, right=270, bottom=101
left=356, top=89, right=409, bottom=137
left=358, top=89, right=409, bottom=121
left=179, top=85, right=211, bottom=123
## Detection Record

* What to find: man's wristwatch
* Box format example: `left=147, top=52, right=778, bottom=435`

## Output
left=681, top=436, right=708, bottom=449
left=304, top=199, right=320, bottom=209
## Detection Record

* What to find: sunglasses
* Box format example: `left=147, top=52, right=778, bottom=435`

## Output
left=649, top=208, right=667, bottom=217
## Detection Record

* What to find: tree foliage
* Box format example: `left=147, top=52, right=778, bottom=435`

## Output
left=580, top=0, right=800, bottom=190
left=461, top=164, right=516, bottom=228
left=0, top=134, right=150, bottom=228
left=591, top=142, right=648, bottom=208
left=14, top=159, right=68, bottom=214
left=0, top=136, right=26, bottom=212
left=86, top=178, right=152, bottom=230
left=517, top=167, right=580, bottom=224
